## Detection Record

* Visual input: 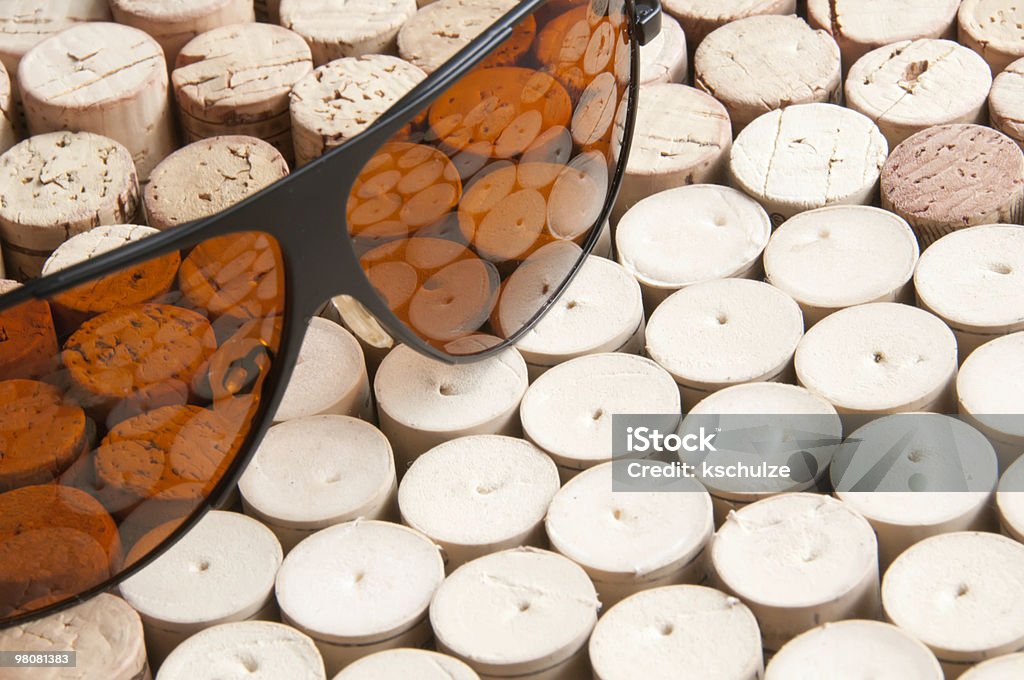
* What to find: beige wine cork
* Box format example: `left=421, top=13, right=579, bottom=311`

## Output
left=765, top=620, right=944, bottom=680
left=589, top=586, right=763, bottom=680
left=520, top=353, right=681, bottom=481
left=276, top=520, right=445, bottom=676
left=729, top=104, right=888, bottom=227
left=963, top=654, right=1024, bottom=680
left=119, top=510, right=284, bottom=666
left=957, top=332, right=1024, bottom=471
left=695, top=15, right=841, bottom=134
left=279, top=0, right=418, bottom=66
left=765, top=205, right=919, bottom=326
left=289, top=55, right=426, bottom=167
left=959, top=0, right=1024, bottom=76
left=397, top=0, right=517, bottom=74
left=639, top=13, right=687, bottom=85
left=144, top=136, right=289, bottom=231
left=661, top=0, right=796, bottom=57
left=646, top=279, right=805, bottom=410
left=883, top=532, right=1024, bottom=677
left=998, top=455, right=1024, bottom=541
left=0, top=593, right=150, bottom=680
left=240, top=416, right=397, bottom=553
left=611, top=84, right=731, bottom=224
left=334, top=649, right=478, bottom=680
left=0, top=131, right=140, bottom=280
left=990, top=58, right=1024, bottom=147
left=711, top=493, right=880, bottom=651
left=321, top=294, right=394, bottom=381
left=19, top=23, right=176, bottom=181
left=430, top=547, right=599, bottom=679
left=398, top=435, right=560, bottom=571
left=616, top=184, right=771, bottom=314
left=156, top=621, right=326, bottom=680
left=0, top=61, right=15, bottom=154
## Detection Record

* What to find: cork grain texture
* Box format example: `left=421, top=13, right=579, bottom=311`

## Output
left=398, top=0, right=519, bottom=73
left=0, top=0, right=112, bottom=63
left=279, top=0, right=418, bottom=65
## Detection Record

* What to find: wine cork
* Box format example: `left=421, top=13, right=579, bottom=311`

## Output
left=729, top=104, right=888, bottom=226
left=765, top=205, right=919, bottom=326
left=661, top=0, right=796, bottom=57
left=0, top=593, right=150, bottom=680
left=795, top=302, right=958, bottom=414
left=144, top=136, right=289, bottom=231
left=765, top=620, right=944, bottom=680
left=695, top=15, right=841, bottom=134
left=430, top=547, right=599, bottom=680
left=990, top=58, right=1024, bottom=148
left=289, top=55, right=426, bottom=167
left=0, top=131, right=140, bottom=280
left=398, top=435, right=559, bottom=571
left=397, top=0, right=518, bottom=74
left=279, top=0, right=417, bottom=66
left=611, top=84, right=731, bottom=224
left=321, top=294, right=394, bottom=382
left=959, top=0, right=1024, bottom=76
left=957, top=332, right=1024, bottom=471
left=240, top=416, right=397, bottom=553
left=646, top=279, right=804, bottom=410
left=0, top=61, right=15, bottom=154
left=276, top=520, right=445, bottom=676
left=882, top=532, right=1024, bottom=677
left=962, top=654, right=1024, bottom=679
left=19, top=22, right=176, bottom=180
left=638, top=13, right=687, bottom=86
left=374, top=341, right=528, bottom=473
left=0, top=280, right=59, bottom=381
left=589, top=585, right=763, bottom=680
left=998, top=455, right=1024, bottom=541
left=334, top=649, right=478, bottom=680
left=711, top=493, right=880, bottom=651
left=616, top=184, right=771, bottom=314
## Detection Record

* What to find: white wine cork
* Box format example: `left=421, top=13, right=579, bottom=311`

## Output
left=998, top=455, right=1024, bottom=542
left=374, top=341, right=528, bottom=473
left=289, top=55, right=426, bottom=167
left=729, top=104, right=888, bottom=227
left=765, top=205, right=919, bottom=326
left=695, top=15, right=841, bottom=134
left=959, top=0, right=1024, bottom=76
left=110, top=0, right=256, bottom=67
left=957, top=332, right=1024, bottom=471
left=616, top=184, right=771, bottom=314
left=661, top=0, right=796, bottom=57
left=795, top=302, right=958, bottom=414
left=119, top=510, right=284, bottom=667
left=611, top=84, right=731, bottom=224
left=883, top=532, right=1024, bottom=677
left=765, top=620, right=944, bottom=680
left=646, top=279, right=804, bottom=410
left=156, top=621, right=326, bottom=680
left=638, top=13, right=687, bottom=86
left=334, top=649, right=478, bottom=680
left=274, top=317, right=373, bottom=423
left=545, top=462, right=714, bottom=608
left=962, top=654, right=1024, bottom=679
left=0, top=131, right=140, bottom=280
left=430, top=547, right=599, bottom=680
left=321, top=294, right=394, bottom=382
left=520, top=353, right=681, bottom=481
left=711, top=493, right=880, bottom=651
left=397, top=0, right=517, bottom=74
left=845, top=40, right=993, bottom=150
left=240, top=416, right=397, bottom=553
left=0, top=593, right=150, bottom=680
left=589, top=585, right=763, bottom=680
left=0, top=61, right=16, bottom=154
left=19, top=22, right=176, bottom=181
left=279, top=0, right=418, bottom=66
left=144, top=136, right=289, bottom=231
left=990, top=58, right=1024, bottom=148
left=276, top=521, right=445, bottom=676
left=398, top=435, right=559, bottom=571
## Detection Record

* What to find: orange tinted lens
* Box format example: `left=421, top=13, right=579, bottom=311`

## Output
left=0, top=232, right=285, bottom=623
left=347, top=0, right=632, bottom=352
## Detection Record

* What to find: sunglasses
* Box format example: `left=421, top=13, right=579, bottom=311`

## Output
left=0, top=0, right=661, bottom=626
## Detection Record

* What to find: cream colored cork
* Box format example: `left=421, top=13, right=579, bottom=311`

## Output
left=279, top=0, right=418, bottom=66
left=957, top=332, right=1024, bottom=471
left=334, top=649, right=478, bottom=680
left=962, top=654, right=1024, bottom=680
left=0, top=61, right=16, bottom=154
left=990, top=57, right=1024, bottom=148
left=397, top=0, right=518, bottom=74
left=997, top=455, right=1024, bottom=542
left=959, top=0, right=1024, bottom=76
left=661, top=0, right=796, bottom=57
left=639, top=13, right=687, bottom=86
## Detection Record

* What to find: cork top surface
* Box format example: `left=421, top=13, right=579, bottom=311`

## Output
left=42, top=224, right=156, bottom=274
left=280, top=0, right=417, bottom=45
left=957, top=332, right=1024, bottom=435
left=990, top=58, right=1024, bottom=139
left=807, top=0, right=960, bottom=44
left=959, top=0, right=1024, bottom=53
left=397, top=0, right=519, bottom=73
left=961, top=654, right=1024, bottom=680
left=638, top=13, right=686, bottom=85
left=0, top=0, right=111, bottom=60
left=336, top=649, right=478, bottom=680
left=626, top=84, right=731, bottom=176
left=111, top=0, right=241, bottom=22
left=662, top=0, right=790, bottom=22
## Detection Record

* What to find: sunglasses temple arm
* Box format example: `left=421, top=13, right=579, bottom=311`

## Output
left=635, top=0, right=662, bottom=46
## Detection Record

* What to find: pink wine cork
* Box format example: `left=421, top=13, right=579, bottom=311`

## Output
left=520, top=353, right=681, bottom=482
left=274, top=317, right=373, bottom=423
left=990, top=58, right=1024, bottom=147
left=612, top=84, right=731, bottom=224
left=0, top=61, right=15, bottom=154
left=398, top=435, right=560, bottom=571
left=639, top=13, right=687, bottom=86
left=957, top=332, right=1024, bottom=471
left=397, top=0, right=517, bottom=74
left=765, top=620, right=944, bottom=680
left=240, top=416, right=398, bottom=553
left=276, top=521, right=445, bottom=676
left=0, top=593, right=150, bottom=680
left=374, top=340, right=528, bottom=473
left=765, top=206, right=919, bottom=326
left=729, top=104, right=888, bottom=226
left=795, top=303, right=958, bottom=414
left=144, top=136, right=289, bottom=231
left=998, top=455, right=1024, bottom=541
left=0, top=132, right=140, bottom=280
left=279, top=0, right=417, bottom=66
left=711, top=493, right=880, bottom=651
left=430, top=547, right=599, bottom=680
left=616, top=184, right=771, bottom=314
left=963, top=655, right=1024, bottom=680
left=335, top=649, right=478, bottom=680
left=19, top=23, right=176, bottom=180
left=119, top=511, right=284, bottom=666
left=959, top=0, right=1024, bottom=75
left=661, top=0, right=796, bottom=57
left=883, top=532, right=1024, bottom=677
left=545, top=462, right=714, bottom=608
left=156, top=621, right=326, bottom=680
left=646, top=279, right=804, bottom=410
left=589, top=586, right=763, bottom=680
